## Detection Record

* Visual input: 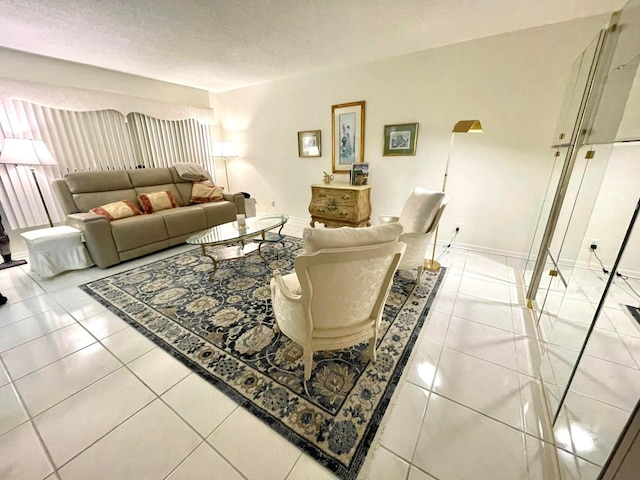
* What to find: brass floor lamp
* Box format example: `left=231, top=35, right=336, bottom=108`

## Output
left=424, top=120, right=483, bottom=272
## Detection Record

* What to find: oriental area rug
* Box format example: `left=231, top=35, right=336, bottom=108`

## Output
left=81, top=236, right=445, bottom=480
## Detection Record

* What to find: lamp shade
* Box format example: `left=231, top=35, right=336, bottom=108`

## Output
left=212, top=141, right=238, bottom=157
left=452, top=120, right=483, bottom=133
left=0, top=138, right=57, bottom=166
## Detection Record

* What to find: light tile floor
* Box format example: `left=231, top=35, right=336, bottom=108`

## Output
left=532, top=263, right=640, bottom=472
left=0, top=217, right=633, bottom=479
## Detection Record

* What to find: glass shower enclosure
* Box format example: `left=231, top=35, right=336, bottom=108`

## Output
left=523, top=0, right=640, bottom=475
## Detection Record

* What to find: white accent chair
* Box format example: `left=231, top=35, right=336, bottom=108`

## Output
left=380, top=188, right=448, bottom=285
left=270, top=224, right=406, bottom=381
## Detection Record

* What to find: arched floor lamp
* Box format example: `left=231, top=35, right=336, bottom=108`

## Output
left=424, top=119, right=483, bottom=272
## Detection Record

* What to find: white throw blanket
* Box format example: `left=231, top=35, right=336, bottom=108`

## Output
left=173, top=163, right=210, bottom=181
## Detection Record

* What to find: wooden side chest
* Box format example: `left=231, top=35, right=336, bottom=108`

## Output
left=309, top=183, right=371, bottom=228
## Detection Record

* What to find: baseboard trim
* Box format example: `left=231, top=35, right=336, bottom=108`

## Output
left=448, top=241, right=529, bottom=260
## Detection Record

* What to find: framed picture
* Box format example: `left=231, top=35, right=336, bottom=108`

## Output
left=383, top=123, right=419, bottom=156
left=298, top=130, right=321, bottom=157
left=331, top=101, right=365, bottom=173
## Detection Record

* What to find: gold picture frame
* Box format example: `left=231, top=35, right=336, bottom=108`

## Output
left=331, top=100, right=365, bottom=173
left=298, top=130, right=321, bottom=157
left=383, top=123, right=419, bottom=156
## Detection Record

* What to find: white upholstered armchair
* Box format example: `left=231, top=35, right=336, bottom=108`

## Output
left=270, top=224, right=405, bottom=380
left=380, top=188, right=448, bottom=285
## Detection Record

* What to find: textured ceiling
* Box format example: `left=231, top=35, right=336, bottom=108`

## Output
left=0, top=0, right=628, bottom=92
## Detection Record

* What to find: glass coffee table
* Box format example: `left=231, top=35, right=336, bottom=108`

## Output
left=186, top=214, right=289, bottom=281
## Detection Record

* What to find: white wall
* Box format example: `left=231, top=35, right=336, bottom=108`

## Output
left=211, top=15, right=613, bottom=257
left=0, top=47, right=211, bottom=108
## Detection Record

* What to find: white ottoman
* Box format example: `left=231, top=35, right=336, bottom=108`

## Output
left=21, top=226, right=94, bottom=277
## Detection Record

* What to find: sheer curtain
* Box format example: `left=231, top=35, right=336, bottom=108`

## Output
left=0, top=99, right=213, bottom=229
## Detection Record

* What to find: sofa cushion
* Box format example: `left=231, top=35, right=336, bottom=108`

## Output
left=89, top=200, right=142, bottom=221
left=190, top=181, right=224, bottom=203
left=128, top=168, right=175, bottom=188
left=156, top=206, right=207, bottom=237
left=198, top=201, right=238, bottom=227
left=303, top=223, right=403, bottom=254
left=110, top=214, right=169, bottom=252
left=64, top=170, right=133, bottom=193
left=138, top=190, right=179, bottom=213
left=175, top=182, right=193, bottom=206
left=73, top=190, right=140, bottom=213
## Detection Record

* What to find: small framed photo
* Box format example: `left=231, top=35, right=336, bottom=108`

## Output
left=332, top=101, right=366, bottom=173
left=383, top=123, right=419, bottom=156
left=298, top=130, right=321, bottom=157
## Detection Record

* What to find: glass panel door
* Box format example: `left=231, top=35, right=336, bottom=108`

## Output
left=553, top=192, right=639, bottom=470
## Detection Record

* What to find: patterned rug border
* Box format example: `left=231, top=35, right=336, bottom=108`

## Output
left=80, top=242, right=446, bottom=479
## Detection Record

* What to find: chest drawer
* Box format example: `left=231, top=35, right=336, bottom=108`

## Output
left=312, top=188, right=356, bottom=206
left=310, top=201, right=354, bottom=219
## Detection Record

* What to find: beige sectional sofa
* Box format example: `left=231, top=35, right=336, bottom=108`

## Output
left=52, top=166, right=246, bottom=268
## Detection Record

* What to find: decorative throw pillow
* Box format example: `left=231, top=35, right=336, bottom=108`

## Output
left=89, top=200, right=142, bottom=221
left=138, top=190, right=179, bottom=214
left=190, top=181, right=224, bottom=204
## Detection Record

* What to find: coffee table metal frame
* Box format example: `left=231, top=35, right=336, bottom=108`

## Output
left=186, top=214, right=289, bottom=281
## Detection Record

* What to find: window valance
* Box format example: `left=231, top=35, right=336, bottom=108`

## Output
left=0, top=78, right=214, bottom=124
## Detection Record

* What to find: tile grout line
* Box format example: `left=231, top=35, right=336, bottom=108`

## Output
left=405, top=261, right=460, bottom=477
left=78, top=315, right=253, bottom=480
left=0, top=355, right=61, bottom=479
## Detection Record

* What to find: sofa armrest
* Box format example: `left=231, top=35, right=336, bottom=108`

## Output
left=65, top=213, right=121, bottom=268
left=224, top=192, right=246, bottom=215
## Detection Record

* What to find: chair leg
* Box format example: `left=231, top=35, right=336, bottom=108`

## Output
left=368, top=338, right=376, bottom=363
left=303, top=348, right=313, bottom=381
left=416, top=265, right=424, bottom=285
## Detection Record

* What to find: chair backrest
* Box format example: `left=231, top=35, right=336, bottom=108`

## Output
left=426, top=195, right=449, bottom=234
left=398, top=188, right=447, bottom=234
left=294, top=241, right=405, bottom=332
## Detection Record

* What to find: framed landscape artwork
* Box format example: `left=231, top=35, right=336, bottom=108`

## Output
left=331, top=100, right=365, bottom=173
left=298, top=130, right=321, bottom=157
left=383, top=123, right=419, bottom=156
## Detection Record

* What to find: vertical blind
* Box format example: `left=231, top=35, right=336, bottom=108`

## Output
left=0, top=99, right=213, bottom=229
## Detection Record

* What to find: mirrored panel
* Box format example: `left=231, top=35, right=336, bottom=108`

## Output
left=553, top=36, right=602, bottom=147
left=553, top=187, right=639, bottom=472
left=523, top=147, right=566, bottom=289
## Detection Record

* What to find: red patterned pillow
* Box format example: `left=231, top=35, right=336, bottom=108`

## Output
left=190, top=181, right=224, bottom=204
left=89, top=200, right=142, bottom=221
left=138, top=191, right=179, bottom=214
